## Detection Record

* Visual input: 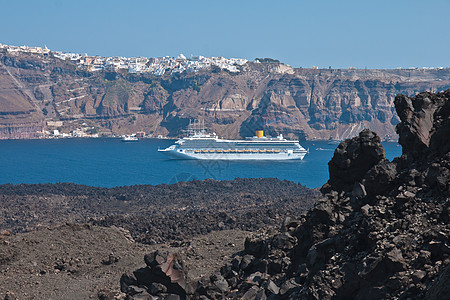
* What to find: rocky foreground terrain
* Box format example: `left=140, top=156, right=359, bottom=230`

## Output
left=0, top=178, right=318, bottom=245
left=118, top=89, right=449, bottom=299
left=1, top=50, right=450, bottom=140
left=0, top=89, right=448, bottom=300
left=0, top=179, right=318, bottom=299
left=0, top=225, right=252, bottom=299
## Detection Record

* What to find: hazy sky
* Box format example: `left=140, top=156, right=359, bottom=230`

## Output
left=1, top=0, right=449, bottom=68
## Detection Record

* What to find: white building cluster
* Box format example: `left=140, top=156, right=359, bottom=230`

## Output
left=77, top=54, right=248, bottom=75
left=0, top=43, right=248, bottom=75
left=0, top=43, right=51, bottom=54
left=45, top=121, right=99, bottom=138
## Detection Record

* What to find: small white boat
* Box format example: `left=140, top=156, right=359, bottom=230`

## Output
left=121, top=135, right=139, bottom=142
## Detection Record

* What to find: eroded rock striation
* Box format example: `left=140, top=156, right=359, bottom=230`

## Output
left=1, top=51, right=450, bottom=140
left=123, top=89, right=449, bottom=299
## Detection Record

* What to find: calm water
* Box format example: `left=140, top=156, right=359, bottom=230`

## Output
left=0, top=138, right=402, bottom=188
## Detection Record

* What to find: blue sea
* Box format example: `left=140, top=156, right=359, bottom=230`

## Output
left=0, top=139, right=402, bottom=189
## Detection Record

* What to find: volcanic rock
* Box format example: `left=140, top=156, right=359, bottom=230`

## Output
left=325, top=129, right=385, bottom=192
left=0, top=178, right=318, bottom=245
left=395, top=90, right=450, bottom=159
left=124, top=251, right=192, bottom=299
left=122, top=89, right=449, bottom=299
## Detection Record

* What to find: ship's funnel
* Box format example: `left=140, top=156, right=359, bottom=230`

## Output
left=256, top=130, right=264, bottom=138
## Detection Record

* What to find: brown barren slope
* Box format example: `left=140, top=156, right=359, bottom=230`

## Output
left=1, top=51, right=450, bottom=140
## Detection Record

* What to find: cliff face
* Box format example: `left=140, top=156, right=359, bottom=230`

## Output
left=0, top=57, right=44, bottom=138
left=1, top=51, right=450, bottom=140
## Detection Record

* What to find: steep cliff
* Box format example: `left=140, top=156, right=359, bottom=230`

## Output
left=1, top=51, right=450, bottom=140
left=0, top=57, right=44, bottom=138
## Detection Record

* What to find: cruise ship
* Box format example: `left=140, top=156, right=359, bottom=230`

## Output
left=158, top=122, right=307, bottom=160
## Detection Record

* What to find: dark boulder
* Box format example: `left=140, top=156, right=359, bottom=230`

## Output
left=395, top=90, right=450, bottom=160
left=363, top=159, right=397, bottom=199
left=122, top=251, right=192, bottom=300
left=325, top=129, right=385, bottom=192
left=426, top=264, right=450, bottom=300
left=245, top=236, right=268, bottom=258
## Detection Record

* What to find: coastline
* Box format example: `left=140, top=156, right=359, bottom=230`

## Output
left=0, top=134, right=399, bottom=142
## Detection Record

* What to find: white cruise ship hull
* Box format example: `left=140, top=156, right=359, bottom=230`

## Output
left=158, top=149, right=306, bottom=160
left=158, top=129, right=308, bottom=161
